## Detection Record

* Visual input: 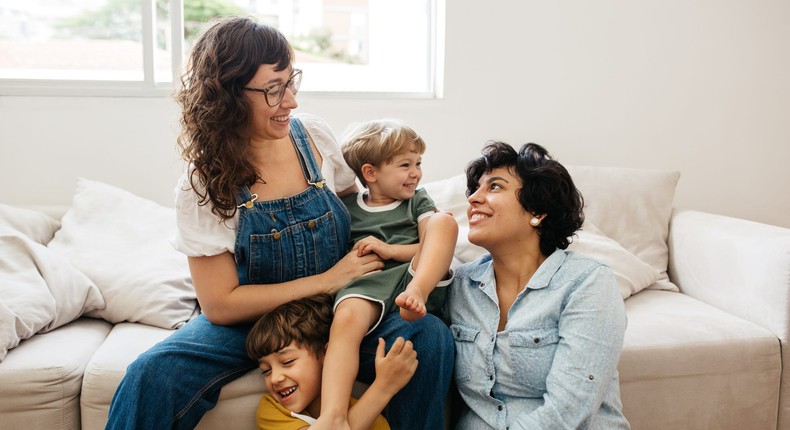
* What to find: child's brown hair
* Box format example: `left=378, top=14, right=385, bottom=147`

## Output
left=341, top=119, right=427, bottom=187
left=245, top=294, right=334, bottom=361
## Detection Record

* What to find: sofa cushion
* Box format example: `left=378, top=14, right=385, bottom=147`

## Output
left=565, top=166, right=680, bottom=292
left=81, top=322, right=262, bottom=430
left=48, top=178, right=198, bottom=329
left=0, top=317, right=111, bottom=430
left=620, top=290, right=780, bottom=429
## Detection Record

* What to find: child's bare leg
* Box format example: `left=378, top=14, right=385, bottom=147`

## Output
left=396, top=212, right=458, bottom=321
left=312, top=298, right=379, bottom=430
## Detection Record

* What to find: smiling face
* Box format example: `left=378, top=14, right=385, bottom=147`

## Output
left=258, top=342, right=323, bottom=416
left=365, top=145, right=423, bottom=204
left=244, top=64, right=299, bottom=142
left=466, top=166, right=537, bottom=253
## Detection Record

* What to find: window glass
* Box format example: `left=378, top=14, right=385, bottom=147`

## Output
left=0, top=0, right=144, bottom=80
left=0, top=0, right=438, bottom=95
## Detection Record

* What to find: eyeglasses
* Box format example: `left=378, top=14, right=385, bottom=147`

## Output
left=244, top=69, right=302, bottom=107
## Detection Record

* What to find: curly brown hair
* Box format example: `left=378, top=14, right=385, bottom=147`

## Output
left=176, top=16, right=293, bottom=220
left=245, top=294, right=334, bottom=361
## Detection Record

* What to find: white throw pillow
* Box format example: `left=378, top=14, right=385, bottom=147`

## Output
left=421, top=174, right=483, bottom=263
left=566, top=166, right=680, bottom=292
left=0, top=228, right=105, bottom=361
left=0, top=204, right=61, bottom=244
left=568, top=221, right=660, bottom=299
left=48, top=178, right=197, bottom=329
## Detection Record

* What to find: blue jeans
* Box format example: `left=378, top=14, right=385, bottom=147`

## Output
left=359, top=312, right=454, bottom=430
left=105, top=312, right=453, bottom=429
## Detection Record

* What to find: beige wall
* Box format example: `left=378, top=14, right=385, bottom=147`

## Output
left=1, top=0, right=789, bottom=228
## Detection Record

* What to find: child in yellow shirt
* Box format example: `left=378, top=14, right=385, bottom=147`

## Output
left=245, top=294, right=417, bottom=430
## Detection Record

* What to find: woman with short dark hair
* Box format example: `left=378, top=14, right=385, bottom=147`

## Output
left=447, top=141, right=630, bottom=429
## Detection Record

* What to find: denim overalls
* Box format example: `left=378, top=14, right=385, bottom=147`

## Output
left=234, top=117, right=351, bottom=286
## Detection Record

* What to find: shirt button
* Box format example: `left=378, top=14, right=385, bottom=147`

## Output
left=489, top=375, right=493, bottom=381
left=588, top=374, right=595, bottom=380
left=498, top=405, right=503, bottom=411
left=533, top=337, right=540, bottom=344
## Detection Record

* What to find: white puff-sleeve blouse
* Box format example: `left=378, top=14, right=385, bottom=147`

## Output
left=172, top=113, right=357, bottom=257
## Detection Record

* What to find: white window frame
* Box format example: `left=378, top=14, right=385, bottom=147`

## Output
left=0, top=0, right=444, bottom=99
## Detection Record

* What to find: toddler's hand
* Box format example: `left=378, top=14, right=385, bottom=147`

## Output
left=352, top=236, right=393, bottom=260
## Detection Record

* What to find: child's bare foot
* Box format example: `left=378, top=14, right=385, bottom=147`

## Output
left=395, top=286, right=427, bottom=321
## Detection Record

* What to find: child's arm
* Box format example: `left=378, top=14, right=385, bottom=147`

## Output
left=347, top=337, right=417, bottom=430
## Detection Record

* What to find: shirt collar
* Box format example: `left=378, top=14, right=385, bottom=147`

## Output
left=467, top=248, right=566, bottom=291
left=527, top=248, right=566, bottom=290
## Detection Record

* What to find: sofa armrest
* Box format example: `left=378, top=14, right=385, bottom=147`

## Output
left=668, top=209, right=790, bottom=342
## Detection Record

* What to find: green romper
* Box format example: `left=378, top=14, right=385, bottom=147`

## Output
left=336, top=188, right=451, bottom=331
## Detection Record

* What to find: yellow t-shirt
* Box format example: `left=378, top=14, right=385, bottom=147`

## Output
left=256, top=394, right=390, bottom=430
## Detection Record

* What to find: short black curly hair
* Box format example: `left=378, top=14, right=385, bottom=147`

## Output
left=465, top=141, right=584, bottom=256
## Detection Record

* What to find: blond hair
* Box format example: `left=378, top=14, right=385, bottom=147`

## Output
left=341, top=119, right=427, bottom=187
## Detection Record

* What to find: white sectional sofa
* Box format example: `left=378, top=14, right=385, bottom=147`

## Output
left=1, top=166, right=788, bottom=430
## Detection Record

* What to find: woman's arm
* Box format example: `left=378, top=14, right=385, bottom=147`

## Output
left=190, top=250, right=383, bottom=326
left=513, top=266, right=626, bottom=428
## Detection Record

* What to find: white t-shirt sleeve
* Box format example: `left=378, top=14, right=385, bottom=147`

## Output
left=172, top=171, right=237, bottom=257
left=296, top=113, right=357, bottom=193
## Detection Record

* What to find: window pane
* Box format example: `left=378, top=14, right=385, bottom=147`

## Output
left=0, top=0, right=146, bottom=81
left=0, top=0, right=437, bottom=95
left=206, top=0, right=433, bottom=93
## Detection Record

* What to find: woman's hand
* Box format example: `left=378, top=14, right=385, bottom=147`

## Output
left=372, top=337, right=418, bottom=396
left=320, top=250, right=384, bottom=295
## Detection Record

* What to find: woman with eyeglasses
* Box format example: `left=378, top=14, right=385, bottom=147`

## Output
left=446, top=142, right=630, bottom=429
left=105, top=16, right=453, bottom=430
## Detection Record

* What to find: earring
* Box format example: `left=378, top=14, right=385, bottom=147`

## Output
left=530, top=217, right=540, bottom=226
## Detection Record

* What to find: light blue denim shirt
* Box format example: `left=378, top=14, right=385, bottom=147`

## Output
left=446, top=249, right=630, bottom=430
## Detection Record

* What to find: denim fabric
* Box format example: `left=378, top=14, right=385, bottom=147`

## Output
left=234, top=117, right=350, bottom=286
left=105, top=117, right=452, bottom=430
left=358, top=312, right=454, bottom=430
left=447, top=249, right=630, bottom=430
